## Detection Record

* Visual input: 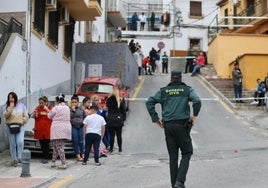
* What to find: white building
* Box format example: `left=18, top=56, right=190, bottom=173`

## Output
left=121, top=0, right=219, bottom=57
left=0, top=0, right=105, bottom=111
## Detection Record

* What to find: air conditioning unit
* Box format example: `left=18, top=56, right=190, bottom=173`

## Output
left=46, top=0, right=57, bottom=11
left=59, top=7, right=69, bottom=24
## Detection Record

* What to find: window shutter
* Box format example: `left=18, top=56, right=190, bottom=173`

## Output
left=190, top=1, right=202, bottom=17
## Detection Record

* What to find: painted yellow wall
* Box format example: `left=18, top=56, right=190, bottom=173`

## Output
left=239, top=54, right=268, bottom=89
left=208, top=34, right=268, bottom=89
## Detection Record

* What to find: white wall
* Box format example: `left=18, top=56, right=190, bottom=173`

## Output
left=0, top=34, right=26, bottom=104
left=0, top=0, right=28, bottom=12
left=30, top=27, right=71, bottom=94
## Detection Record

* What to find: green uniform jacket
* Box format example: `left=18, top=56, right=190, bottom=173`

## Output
left=146, top=82, right=201, bottom=122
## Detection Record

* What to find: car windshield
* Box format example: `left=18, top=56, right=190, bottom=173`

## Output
left=81, top=83, right=113, bottom=93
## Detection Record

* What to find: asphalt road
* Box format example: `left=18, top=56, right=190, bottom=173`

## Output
left=43, top=73, right=268, bottom=188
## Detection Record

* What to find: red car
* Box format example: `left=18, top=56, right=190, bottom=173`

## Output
left=76, top=76, right=130, bottom=110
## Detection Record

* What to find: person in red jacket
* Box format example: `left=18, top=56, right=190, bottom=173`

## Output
left=142, top=56, right=152, bottom=75
left=31, top=96, right=52, bottom=164
left=191, top=52, right=206, bottom=76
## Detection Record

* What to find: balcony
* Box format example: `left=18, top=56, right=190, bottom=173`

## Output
left=59, top=0, right=102, bottom=21
left=218, top=0, right=268, bottom=34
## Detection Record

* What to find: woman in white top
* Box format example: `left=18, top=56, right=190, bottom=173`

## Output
left=139, top=12, right=147, bottom=31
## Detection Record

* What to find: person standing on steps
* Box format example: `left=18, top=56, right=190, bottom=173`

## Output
left=232, top=62, right=244, bottom=103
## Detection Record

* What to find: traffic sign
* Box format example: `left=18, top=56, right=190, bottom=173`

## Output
left=157, top=42, right=165, bottom=49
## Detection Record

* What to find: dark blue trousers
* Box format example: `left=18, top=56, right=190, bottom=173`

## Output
left=84, top=133, right=101, bottom=163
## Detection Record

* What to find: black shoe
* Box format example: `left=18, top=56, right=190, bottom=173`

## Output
left=13, top=160, right=18, bottom=167
left=239, top=100, right=244, bottom=103
left=174, top=181, right=185, bottom=188
left=100, top=154, right=107, bottom=158
left=41, top=159, right=48, bottom=164
left=82, top=161, right=87, bottom=165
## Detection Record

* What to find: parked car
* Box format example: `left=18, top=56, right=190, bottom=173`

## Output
left=76, top=76, right=130, bottom=110
left=24, top=95, right=85, bottom=154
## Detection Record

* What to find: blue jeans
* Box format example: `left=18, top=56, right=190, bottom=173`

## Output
left=72, top=126, right=84, bottom=155
left=191, top=65, right=201, bottom=76
left=234, top=83, right=242, bottom=101
left=6, top=125, right=25, bottom=161
left=102, top=125, right=110, bottom=148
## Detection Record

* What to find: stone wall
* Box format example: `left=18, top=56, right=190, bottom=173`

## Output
left=76, top=42, right=139, bottom=90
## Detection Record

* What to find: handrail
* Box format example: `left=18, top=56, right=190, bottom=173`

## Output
left=0, top=17, right=23, bottom=56
left=0, top=18, right=8, bottom=34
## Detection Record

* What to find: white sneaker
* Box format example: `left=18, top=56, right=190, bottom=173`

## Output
left=250, top=101, right=258, bottom=105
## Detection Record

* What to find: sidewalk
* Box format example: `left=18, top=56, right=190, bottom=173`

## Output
left=0, top=150, right=76, bottom=188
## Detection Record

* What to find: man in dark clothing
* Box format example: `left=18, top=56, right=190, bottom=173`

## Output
left=146, top=71, right=201, bottom=188
left=185, top=50, right=195, bottom=73
left=162, top=51, right=169, bottom=74
left=149, top=47, right=157, bottom=73
left=232, top=62, right=243, bottom=103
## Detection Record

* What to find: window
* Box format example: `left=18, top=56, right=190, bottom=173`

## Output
left=33, top=0, right=45, bottom=35
left=189, top=38, right=201, bottom=50
left=81, top=83, right=113, bottom=94
left=189, top=1, right=202, bottom=17
left=64, top=18, right=75, bottom=58
left=224, top=8, right=228, bottom=25
left=47, top=9, right=60, bottom=47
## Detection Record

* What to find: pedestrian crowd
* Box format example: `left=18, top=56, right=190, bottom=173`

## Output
left=2, top=90, right=127, bottom=169
left=129, top=39, right=170, bottom=76
left=130, top=11, right=170, bottom=32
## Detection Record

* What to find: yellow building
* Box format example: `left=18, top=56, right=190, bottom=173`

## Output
left=208, top=0, right=268, bottom=89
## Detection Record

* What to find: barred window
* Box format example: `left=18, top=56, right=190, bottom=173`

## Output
left=47, top=9, right=60, bottom=47
left=64, top=18, right=75, bottom=58
left=33, top=0, right=45, bottom=35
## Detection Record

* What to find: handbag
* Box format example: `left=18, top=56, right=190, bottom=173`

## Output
left=107, top=112, right=124, bottom=127
left=9, top=124, right=21, bottom=134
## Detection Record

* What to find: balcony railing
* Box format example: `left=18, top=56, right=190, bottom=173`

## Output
left=121, top=2, right=171, bottom=31
left=237, top=0, right=268, bottom=25
left=0, top=17, right=22, bottom=56
left=0, top=18, right=8, bottom=34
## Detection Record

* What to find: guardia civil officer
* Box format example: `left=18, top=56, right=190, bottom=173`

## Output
left=145, top=71, right=201, bottom=188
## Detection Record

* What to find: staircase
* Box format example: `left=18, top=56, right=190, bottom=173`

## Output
left=200, top=65, right=266, bottom=110
left=0, top=17, right=22, bottom=56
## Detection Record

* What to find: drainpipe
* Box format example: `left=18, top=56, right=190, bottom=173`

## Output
left=71, top=41, right=76, bottom=94
left=26, top=0, right=31, bottom=109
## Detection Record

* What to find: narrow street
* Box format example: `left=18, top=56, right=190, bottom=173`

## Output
left=43, top=73, right=268, bottom=188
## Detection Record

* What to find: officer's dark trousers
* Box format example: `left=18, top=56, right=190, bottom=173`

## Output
left=164, top=120, right=193, bottom=188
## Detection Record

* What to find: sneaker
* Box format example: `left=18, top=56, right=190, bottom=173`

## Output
left=95, top=162, right=101, bottom=166
left=18, top=159, right=22, bottom=163
left=250, top=101, right=258, bottom=105
left=109, top=149, right=114, bottom=154
left=51, top=162, right=56, bottom=168
left=82, top=161, right=87, bottom=165
left=57, top=164, right=67, bottom=169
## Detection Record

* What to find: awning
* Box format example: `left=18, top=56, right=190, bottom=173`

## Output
left=107, top=11, right=127, bottom=28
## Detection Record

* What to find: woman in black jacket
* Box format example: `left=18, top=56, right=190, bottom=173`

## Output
left=106, top=91, right=126, bottom=154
